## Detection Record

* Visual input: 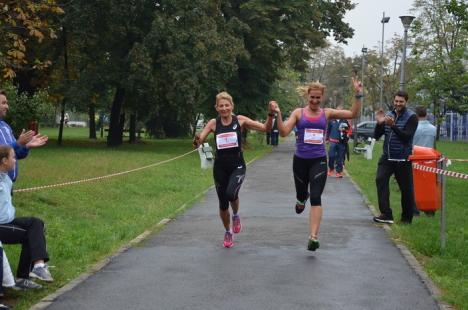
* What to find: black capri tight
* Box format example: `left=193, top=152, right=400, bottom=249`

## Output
left=213, top=154, right=246, bottom=210
left=293, top=155, right=327, bottom=206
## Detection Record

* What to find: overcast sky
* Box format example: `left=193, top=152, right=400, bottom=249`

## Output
left=337, top=0, right=415, bottom=57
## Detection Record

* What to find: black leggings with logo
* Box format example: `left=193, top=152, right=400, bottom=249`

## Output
left=293, top=155, right=328, bottom=206
left=213, top=154, right=246, bottom=210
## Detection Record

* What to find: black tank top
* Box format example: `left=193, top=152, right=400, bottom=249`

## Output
left=215, top=115, right=242, bottom=156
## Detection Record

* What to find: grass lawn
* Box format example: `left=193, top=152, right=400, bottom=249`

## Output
left=346, top=140, right=468, bottom=310
left=3, top=127, right=271, bottom=310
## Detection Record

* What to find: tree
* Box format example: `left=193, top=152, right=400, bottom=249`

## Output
left=410, top=0, right=467, bottom=112
left=222, top=0, right=355, bottom=118
left=0, top=1, right=63, bottom=80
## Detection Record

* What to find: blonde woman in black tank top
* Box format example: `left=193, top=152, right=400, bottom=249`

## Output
left=193, top=92, right=276, bottom=248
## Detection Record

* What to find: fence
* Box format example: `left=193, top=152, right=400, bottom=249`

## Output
left=438, top=112, right=468, bottom=141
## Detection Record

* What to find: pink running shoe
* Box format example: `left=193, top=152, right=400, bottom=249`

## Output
left=232, top=215, right=242, bottom=233
left=223, top=231, right=234, bottom=248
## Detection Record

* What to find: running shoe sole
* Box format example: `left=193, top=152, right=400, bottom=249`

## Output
left=373, top=217, right=394, bottom=224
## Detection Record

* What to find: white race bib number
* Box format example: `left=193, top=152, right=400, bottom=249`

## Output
left=304, top=128, right=324, bottom=144
left=216, top=132, right=239, bottom=149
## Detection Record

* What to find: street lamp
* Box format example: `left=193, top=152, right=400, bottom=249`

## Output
left=399, top=15, right=415, bottom=91
left=352, top=47, right=367, bottom=149
left=380, top=13, right=390, bottom=108
left=341, top=75, right=349, bottom=108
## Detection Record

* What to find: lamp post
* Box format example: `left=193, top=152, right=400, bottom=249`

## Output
left=352, top=48, right=367, bottom=149
left=380, top=13, right=390, bottom=108
left=399, top=15, right=415, bottom=91
left=341, top=75, right=349, bottom=107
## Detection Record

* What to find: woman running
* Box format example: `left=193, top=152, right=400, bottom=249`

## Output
left=193, top=91, right=275, bottom=248
left=270, top=77, right=362, bottom=251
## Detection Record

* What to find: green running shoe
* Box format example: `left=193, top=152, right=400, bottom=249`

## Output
left=307, top=238, right=320, bottom=251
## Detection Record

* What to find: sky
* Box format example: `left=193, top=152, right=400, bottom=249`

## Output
left=338, top=0, right=415, bottom=57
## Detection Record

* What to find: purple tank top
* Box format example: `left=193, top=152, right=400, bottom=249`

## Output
left=295, top=108, right=327, bottom=159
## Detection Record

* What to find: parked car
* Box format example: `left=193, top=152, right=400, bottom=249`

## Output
left=355, top=121, right=376, bottom=143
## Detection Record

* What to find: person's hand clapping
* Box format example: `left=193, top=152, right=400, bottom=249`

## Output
left=375, top=109, right=385, bottom=124
left=26, top=134, right=48, bottom=148
left=384, top=115, right=395, bottom=126
left=17, top=129, right=35, bottom=146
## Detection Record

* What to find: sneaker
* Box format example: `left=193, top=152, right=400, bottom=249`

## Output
left=14, top=278, right=42, bottom=290
left=335, top=172, right=343, bottom=178
left=373, top=214, right=394, bottom=224
left=232, top=215, right=242, bottom=234
left=295, top=193, right=309, bottom=214
left=223, top=231, right=234, bottom=248
left=327, top=169, right=334, bottom=176
left=307, top=237, right=320, bottom=251
left=30, top=265, right=54, bottom=282
left=0, top=303, right=10, bottom=310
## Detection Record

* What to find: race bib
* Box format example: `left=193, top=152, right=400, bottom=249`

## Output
left=216, top=132, right=239, bottom=149
left=304, top=128, right=324, bottom=144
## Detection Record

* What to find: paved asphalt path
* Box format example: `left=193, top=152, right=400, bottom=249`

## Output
left=45, top=139, right=439, bottom=310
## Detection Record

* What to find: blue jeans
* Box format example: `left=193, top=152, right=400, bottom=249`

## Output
left=328, top=142, right=346, bottom=173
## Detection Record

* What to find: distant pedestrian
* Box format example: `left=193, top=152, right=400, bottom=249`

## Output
left=193, top=92, right=275, bottom=248
left=270, top=114, right=279, bottom=146
left=373, top=91, right=418, bottom=225
left=413, top=105, right=437, bottom=216
left=0, top=145, right=53, bottom=290
left=64, top=113, right=69, bottom=127
left=413, top=106, right=436, bottom=148
left=326, top=105, right=351, bottom=178
left=270, top=77, right=362, bottom=251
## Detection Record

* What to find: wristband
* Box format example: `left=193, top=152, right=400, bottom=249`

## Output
left=268, top=113, right=275, bottom=117
left=355, top=93, right=364, bottom=99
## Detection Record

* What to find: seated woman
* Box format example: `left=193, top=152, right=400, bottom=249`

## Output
left=0, top=145, right=53, bottom=290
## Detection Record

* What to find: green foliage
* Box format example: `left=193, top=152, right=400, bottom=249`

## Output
left=2, top=0, right=358, bottom=143
left=1, top=82, right=55, bottom=133
left=410, top=0, right=468, bottom=114
left=270, top=66, right=303, bottom=115
left=224, top=0, right=355, bottom=118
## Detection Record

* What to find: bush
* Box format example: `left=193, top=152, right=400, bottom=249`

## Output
left=1, top=82, right=56, bottom=134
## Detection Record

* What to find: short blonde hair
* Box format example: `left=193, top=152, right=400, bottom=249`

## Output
left=215, top=91, right=234, bottom=106
left=296, top=81, right=326, bottom=98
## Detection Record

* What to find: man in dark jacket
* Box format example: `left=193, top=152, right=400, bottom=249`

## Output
left=373, top=91, right=418, bottom=224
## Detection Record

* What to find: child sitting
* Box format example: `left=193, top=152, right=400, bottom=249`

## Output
left=0, top=145, right=53, bottom=290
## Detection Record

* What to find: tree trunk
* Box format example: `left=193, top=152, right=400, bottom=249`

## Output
left=107, top=86, right=125, bottom=147
left=88, top=104, right=97, bottom=139
left=57, top=99, right=65, bottom=146
left=129, top=113, right=136, bottom=143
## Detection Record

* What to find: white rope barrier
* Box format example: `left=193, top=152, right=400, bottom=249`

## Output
left=14, top=149, right=197, bottom=193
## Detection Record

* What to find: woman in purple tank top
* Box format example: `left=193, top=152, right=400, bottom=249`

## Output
left=270, top=77, right=362, bottom=251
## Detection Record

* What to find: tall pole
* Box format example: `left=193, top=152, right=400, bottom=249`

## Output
left=353, top=48, right=367, bottom=150
left=380, top=13, right=390, bottom=108
left=399, top=15, right=415, bottom=91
